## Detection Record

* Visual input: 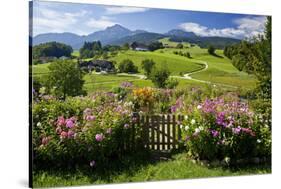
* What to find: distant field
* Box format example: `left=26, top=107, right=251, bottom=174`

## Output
left=109, top=50, right=204, bottom=76
left=32, top=40, right=257, bottom=92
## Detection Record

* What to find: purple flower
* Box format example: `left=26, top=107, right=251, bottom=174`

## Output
left=241, top=128, right=255, bottom=136
left=95, top=133, right=104, bottom=142
left=90, top=160, right=96, bottom=167
left=66, top=119, right=74, bottom=128
left=210, top=130, right=219, bottom=137
left=216, top=112, right=226, bottom=126
left=120, top=81, right=133, bottom=88
left=171, top=106, right=177, bottom=113
left=232, top=126, right=241, bottom=134
left=86, top=115, right=96, bottom=121
left=67, top=130, right=75, bottom=138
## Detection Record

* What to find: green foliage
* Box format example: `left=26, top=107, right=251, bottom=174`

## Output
left=176, top=43, right=184, bottom=49
left=122, top=43, right=130, bottom=50
left=33, top=42, right=73, bottom=59
left=79, top=41, right=102, bottom=59
left=225, top=16, right=271, bottom=98
left=45, top=60, right=86, bottom=99
left=118, top=59, right=138, bottom=73
left=141, top=59, right=155, bottom=78
left=208, top=45, right=216, bottom=55
left=150, top=66, right=171, bottom=88
left=166, top=78, right=179, bottom=89
left=148, top=41, right=164, bottom=51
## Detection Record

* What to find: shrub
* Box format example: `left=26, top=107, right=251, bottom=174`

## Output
left=166, top=78, right=179, bottom=89
left=176, top=43, right=184, bottom=49
left=32, top=94, right=142, bottom=168
left=141, top=59, right=155, bottom=78
left=150, top=67, right=171, bottom=88
left=208, top=45, right=216, bottom=55
left=118, top=59, right=138, bottom=73
left=44, top=60, right=86, bottom=99
left=179, top=96, right=271, bottom=161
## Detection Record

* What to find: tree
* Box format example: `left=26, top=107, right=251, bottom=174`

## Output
left=141, top=59, right=155, bottom=78
left=150, top=66, right=170, bottom=88
left=148, top=42, right=164, bottom=51
left=45, top=60, right=85, bottom=99
left=208, top=45, right=216, bottom=55
left=227, top=16, right=271, bottom=98
left=33, top=42, right=73, bottom=59
left=176, top=43, right=184, bottom=49
left=79, top=41, right=102, bottom=59
left=123, top=43, right=130, bottom=50
left=118, top=59, right=138, bottom=73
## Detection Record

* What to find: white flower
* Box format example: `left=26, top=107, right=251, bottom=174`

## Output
left=184, top=125, right=189, bottom=131
left=257, top=139, right=262, bottom=143
left=195, top=128, right=200, bottom=133
left=191, top=119, right=196, bottom=125
left=180, top=125, right=183, bottom=129
left=36, top=122, right=41, bottom=127
left=197, top=105, right=202, bottom=109
left=184, top=115, right=188, bottom=120
left=199, top=126, right=204, bottom=131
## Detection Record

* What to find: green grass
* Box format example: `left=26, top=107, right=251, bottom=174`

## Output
left=32, top=42, right=257, bottom=92
left=33, top=153, right=271, bottom=188
left=109, top=50, right=204, bottom=76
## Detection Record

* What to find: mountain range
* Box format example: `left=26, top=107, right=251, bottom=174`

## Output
left=33, top=24, right=240, bottom=49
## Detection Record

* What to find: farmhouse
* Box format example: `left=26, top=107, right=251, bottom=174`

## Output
left=79, top=60, right=115, bottom=73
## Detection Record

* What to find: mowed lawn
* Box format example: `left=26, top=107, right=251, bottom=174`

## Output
left=109, top=50, right=205, bottom=76
left=33, top=153, right=271, bottom=188
left=157, top=43, right=257, bottom=89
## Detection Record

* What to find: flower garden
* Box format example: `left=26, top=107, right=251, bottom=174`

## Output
left=32, top=82, right=271, bottom=186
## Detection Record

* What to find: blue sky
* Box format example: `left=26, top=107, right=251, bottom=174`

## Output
left=32, top=1, right=267, bottom=39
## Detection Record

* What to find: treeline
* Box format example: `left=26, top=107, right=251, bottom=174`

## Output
left=223, top=16, right=271, bottom=98
left=33, top=42, right=73, bottom=59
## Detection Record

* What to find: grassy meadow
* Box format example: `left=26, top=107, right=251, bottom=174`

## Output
left=32, top=39, right=257, bottom=93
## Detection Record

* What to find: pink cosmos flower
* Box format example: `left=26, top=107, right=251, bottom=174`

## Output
left=41, top=136, right=51, bottom=145
left=95, top=133, right=104, bottom=142
left=56, top=116, right=65, bottom=126
left=66, top=119, right=74, bottom=128
left=60, top=131, right=68, bottom=139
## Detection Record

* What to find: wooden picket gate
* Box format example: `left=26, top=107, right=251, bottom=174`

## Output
left=133, top=114, right=185, bottom=151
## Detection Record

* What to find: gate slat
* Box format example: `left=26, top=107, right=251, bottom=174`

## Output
left=162, top=114, right=165, bottom=150
left=156, top=116, right=160, bottom=150
left=167, top=115, right=171, bottom=149
left=172, top=115, right=176, bottom=148
left=151, top=116, right=155, bottom=150
left=145, top=115, right=149, bottom=148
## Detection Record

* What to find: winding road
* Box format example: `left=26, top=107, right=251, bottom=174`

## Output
left=91, top=60, right=237, bottom=89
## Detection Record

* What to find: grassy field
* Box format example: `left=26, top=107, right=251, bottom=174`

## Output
left=109, top=50, right=204, bottom=76
left=32, top=39, right=257, bottom=92
left=33, top=153, right=271, bottom=188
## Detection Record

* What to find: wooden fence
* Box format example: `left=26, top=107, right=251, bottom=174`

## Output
left=130, top=114, right=185, bottom=151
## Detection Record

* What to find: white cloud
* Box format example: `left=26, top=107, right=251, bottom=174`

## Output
left=33, top=7, right=89, bottom=35
left=86, top=17, right=118, bottom=30
left=179, top=16, right=266, bottom=39
left=105, top=6, right=149, bottom=15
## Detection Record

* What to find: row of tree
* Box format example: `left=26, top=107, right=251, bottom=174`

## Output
left=33, top=42, right=73, bottom=59
left=223, top=16, right=271, bottom=98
